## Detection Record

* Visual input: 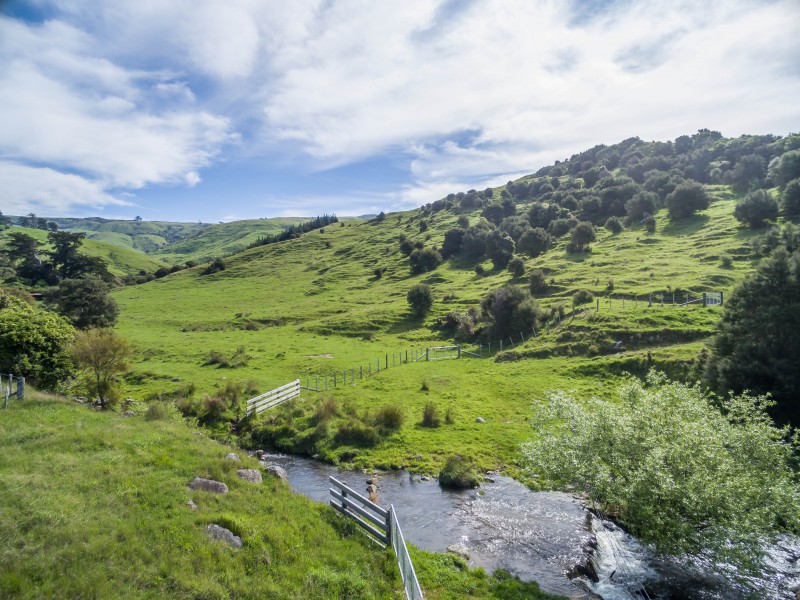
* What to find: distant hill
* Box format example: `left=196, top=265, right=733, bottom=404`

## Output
left=0, top=226, right=169, bottom=277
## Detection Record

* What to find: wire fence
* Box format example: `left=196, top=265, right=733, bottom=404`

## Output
left=390, top=504, right=424, bottom=600
left=2, top=373, right=25, bottom=409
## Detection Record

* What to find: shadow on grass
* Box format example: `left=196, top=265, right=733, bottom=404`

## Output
left=660, top=213, right=710, bottom=237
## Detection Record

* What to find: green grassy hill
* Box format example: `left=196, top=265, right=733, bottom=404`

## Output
left=0, top=226, right=169, bottom=278
left=113, top=186, right=759, bottom=475
left=0, top=392, right=559, bottom=599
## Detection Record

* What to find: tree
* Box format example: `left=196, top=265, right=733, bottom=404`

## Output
left=0, top=293, right=75, bottom=390
left=523, top=372, right=800, bottom=574
left=47, top=277, right=118, bottom=329
left=69, top=329, right=131, bottom=409
left=572, top=289, right=593, bottom=306
left=507, top=256, right=525, bottom=277
left=568, top=221, right=595, bottom=252
left=624, top=191, right=658, bottom=225
left=517, top=227, right=551, bottom=257
left=769, top=150, right=800, bottom=189
left=704, top=247, right=800, bottom=426
left=47, top=231, right=87, bottom=280
left=782, top=178, right=800, bottom=221
left=440, top=228, right=465, bottom=259
left=4, top=232, right=38, bottom=265
left=728, top=153, right=766, bottom=193
left=485, top=232, right=514, bottom=269
left=480, top=286, right=541, bottom=339
left=406, top=284, right=433, bottom=317
left=666, top=181, right=709, bottom=219
left=604, top=216, right=623, bottom=234
left=409, top=248, right=442, bottom=274
left=733, top=189, right=779, bottom=229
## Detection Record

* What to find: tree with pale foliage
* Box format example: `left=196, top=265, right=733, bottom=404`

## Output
left=69, top=329, right=131, bottom=409
left=523, top=371, right=800, bottom=575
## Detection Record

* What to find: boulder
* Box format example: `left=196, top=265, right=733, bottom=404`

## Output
left=237, top=469, right=262, bottom=484
left=206, top=524, right=242, bottom=549
left=446, top=544, right=470, bottom=560
left=264, top=464, right=288, bottom=481
left=224, top=452, right=241, bottom=462
left=475, top=417, right=485, bottom=423
left=187, top=477, right=228, bottom=494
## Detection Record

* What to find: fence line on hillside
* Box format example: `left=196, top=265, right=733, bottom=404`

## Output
left=245, top=379, right=300, bottom=416
left=2, top=374, right=25, bottom=409
left=299, top=344, right=484, bottom=393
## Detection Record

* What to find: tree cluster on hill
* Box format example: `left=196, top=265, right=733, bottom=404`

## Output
left=247, top=214, right=338, bottom=249
left=1, top=230, right=118, bottom=329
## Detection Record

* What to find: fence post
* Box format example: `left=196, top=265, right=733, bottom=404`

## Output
left=457, top=346, right=461, bottom=358
left=334, top=372, right=337, bottom=387
left=405, top=350, right=408, bottom=363
left=316, top=375, right=319, bottom=391
left=351, top=368, right=355, bottom=383
left=520, top=332, right=525, bottom=344
left=622, top=297, right=625, bottom=309
left=386, top=506, right=392, bottom=545
left=596, top=299, right=599, bottom=311
left=360, top=366, right=363, bottom=379
left=377, top=358, right=380, bottom=372
left=500, top=339, right=503, bottom=351
left=425, top=347, right=429, bottom=361
left=385, top=354, right=388, bottom=369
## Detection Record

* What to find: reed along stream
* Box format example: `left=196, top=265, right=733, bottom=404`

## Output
left=257, top=452, right=800, bottom=599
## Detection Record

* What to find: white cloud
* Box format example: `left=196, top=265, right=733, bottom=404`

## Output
left=0, top=161, right=131, bottom=216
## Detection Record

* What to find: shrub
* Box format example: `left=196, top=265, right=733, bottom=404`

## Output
left=734, top=189, right=779, bottom=229
left=438, top=455, right=482, bottom=488
left=568, top=221, right=595, bottom=252
left=507, top=257, right=525, bottom=277
left=409, top=248, right=442, bottom=274
left=374, top=405, right=404, bottom=430
left=528, top=269, right=547, bottom=294
left=407, top=283, right=434, bottom=317
left=203, top=258, right=226, bottom=275
left=445, top=407, right=455, bottom=425
left=474, top=264, right=485, bottom=276
left=644, top=215, right=657, bottom=233
left=783, top=178, right=800, bottom=221
left=144, top=403, right=167, bottom=421
left=517, top=227, right=551, bottom=257
left=548, top=218, right=571, bottom=237
left=480, top=286, right=541, bottom=339
left=204, top=346, right=248, bottom=368
left=604, top=216, right=623, bottom=234
left=373, top=267, right=387, bottom=279
left=422, top=401, right=440, bottom=427
left=419, top=220, right=429, bottom=232
left=573, top=289, right=594, bottom=306
left=313, top=397, right=339, bottom=424
left=667, top=181, right=709, bottom=219
left=420, top=379, right=429, bottom=392
left=399, top=239, right=413, bottom=256
left=721, top=255, right=733, bottom=268
left=69, top=328, right=131, bottom=409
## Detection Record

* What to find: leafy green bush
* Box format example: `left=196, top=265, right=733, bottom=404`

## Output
left=438, top=455, right=482, bottom=488
left=334, top=421, right=379, bottom=447
left=407, top=283, right=434, bottom=317
left=202, top=257, right=226, bottom=275
left=507, top=256, right=525, bottom=277
left=734, top=189, right=779, bottom=228
left=523, top=371, right=800, bottom=573
left=572, top=289, right=593, bottom=306
left=144, top=403, right=167, bottom=421
left=604, top=216, right=623, bottom=234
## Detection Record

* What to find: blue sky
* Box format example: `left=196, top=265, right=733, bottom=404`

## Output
left=1, top=0, right=799, bottom=223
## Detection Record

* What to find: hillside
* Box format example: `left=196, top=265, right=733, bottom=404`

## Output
left=0, top=392, right=558, bottom=599
left=112, top=195, right=754, bottom=474
left=0, top=226, right=169, bottom=278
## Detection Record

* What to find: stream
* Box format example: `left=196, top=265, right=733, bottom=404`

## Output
left=256, top=452, right=800, bottom=599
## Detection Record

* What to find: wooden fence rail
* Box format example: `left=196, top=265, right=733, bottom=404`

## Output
left=246, top=379, right=300, bottom=416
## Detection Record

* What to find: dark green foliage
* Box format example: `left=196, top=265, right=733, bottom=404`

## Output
left=499, top=215, right=530, bottom=243
left=667, top=181, right=709, bottom=219
left=624, top=191, right=657, bottom=225
left=419, top=220, right=429, bottom=232
left=47, top=231, right=112, bottom=281
left=372, top=267, right=386, bottom=279
left=481, top=286, right=541, bottom=339
left=782, top=178, right=800, bottom=220
left=528, top=269, right=547, bottom=294
left=0, top=293, right=75, bottom=390
left=202, top=257, right=226, bottom=275
left=204, top=346, right=248, bottom=368
left=548, top=218, right=572, bottom=237
left=485, top=232, right=515, bottom=269
left=568, top=221, right=595, bottom=252
left=527, top=202, right=562, bottom=229
left=481, top=202, right=505, bottom=226
left=374, top=405, right=404, bottom=430
left=440, top=228, right=465, bottom=258
left=572, top=289, right=594, bottom=306
left=517, top=227, right=551, bottom=257
left=409, top=248, right=442, bottom=274
left=438, top=455, right=481, bottom=488
left=407, top=283, right=434, bottom=316
left=769, top=150, right=800, bottom=189
left=399, top=239, right=414, bottom=256
left=247, top=214, right=338, bottom=249
left=728, top=153, right=766, bottom=193
left=604, top=216, right=623, bottom=234
left=734, top=189, right=779, bottom=229
left=47, top=277, right=118, bottom=329
left=456, top=215, right=470, bottom=228
left=334, top=421, right=379, bottom=447
left=705, top=247, right=800, bottom=426
left=421, top=401, right=440, bottom=427
left=644, top=215, right=657, bottom=233
left=507, top=257, right=525, bottom=277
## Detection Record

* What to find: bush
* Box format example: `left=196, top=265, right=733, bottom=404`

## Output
left=203, top=257, right=226, bottom=275
left=407, top=283, right=434, bottom=317
left=568, top=221, right=595, bottom=252
left=734, top=189, right=779, bottom=229
left=572, top=289, right=594, bottom=306
left=523, top=372, right=800, bottom=572
left=409, top=248, right=442, bottom=274
left=481, top=286, right=541, bottom=339
left=69, top=328, right=131, bottom=409
left=438, top=455, right=482, bottom=488
left=529, top=269, right=547, bottom=294
left=399, top=239, right=413, bottom=256
left=644, top=215, right=657, bottom=233
left=204, top=346, right=248, bottom=368
left=144, top=403, right=167, bottom=421
left=474, top=264, right=485, bottom=276
left=313, top=397, right=339, bottom=424
left=373, top=267, right=387, bottom=279
left=517, top=227, right=551, bottom=257
left=374, top=405, right=404, bottom=430
left=422, top=401, right=440, bottom=427
left=507, top=256, right=525, bottom=277
left=604, top=216, right=623, bottom=234
left=782, top=178, right=800, bottom=221
left=666, top=181, right=709, bottom=219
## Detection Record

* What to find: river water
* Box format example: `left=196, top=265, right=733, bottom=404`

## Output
left=257, top=452, right=800, bottom=599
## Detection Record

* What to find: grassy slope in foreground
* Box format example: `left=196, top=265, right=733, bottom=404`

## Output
left=0, top=394, right=561, bottom=600
left=113, top=191, right=758, bottom=474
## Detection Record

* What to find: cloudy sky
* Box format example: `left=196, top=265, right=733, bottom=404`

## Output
left=1, top=0, right=798, bottom=222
